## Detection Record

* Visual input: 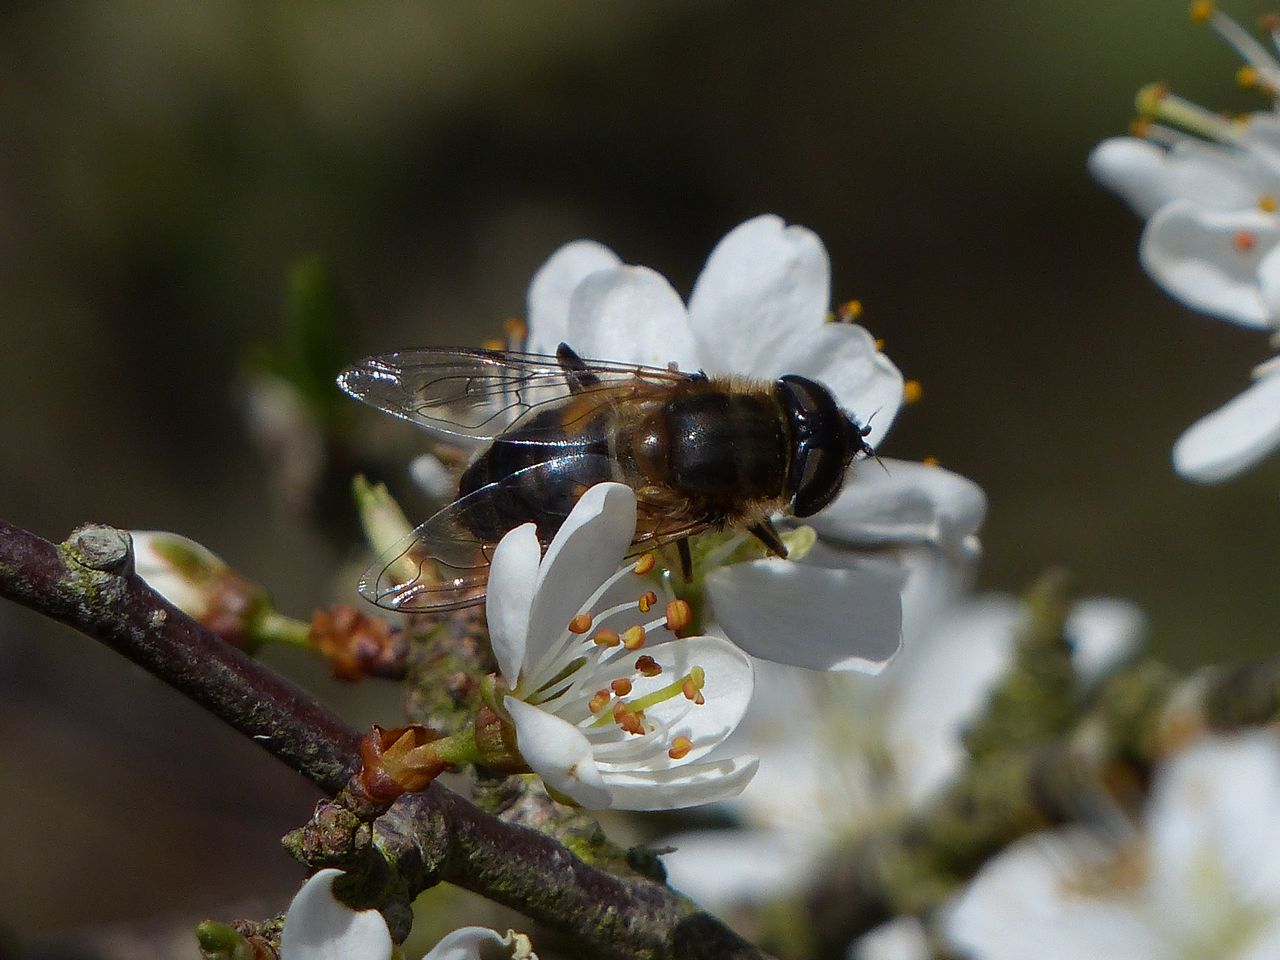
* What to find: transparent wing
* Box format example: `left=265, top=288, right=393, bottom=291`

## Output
left=358, top=453, right=616, bottom=612
left=337, top=348, right=693, bottom=443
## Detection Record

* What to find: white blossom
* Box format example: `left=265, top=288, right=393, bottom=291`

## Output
left=525, top=214, right=983, bottom=671
left=280, top=869, right=538, bottom=960
left=660, top=566, right=1144, bottom=918
left=945, top=731, right=1280, bottom=960
left=489, top=482, right=757, bottom=810
left=1089, top=6, right=1280, bottom=481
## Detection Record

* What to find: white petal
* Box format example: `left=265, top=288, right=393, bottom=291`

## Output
left=525, top=483, right=636, bottom=672
left=886, top=596, right=1020, bottom=807
left=526, top=240, right=621, bottom=355
left=944, top=831, right=1162, bottom=960
left=1259, top=243, right=1280, bottom=318
left=564, top=265, right=701, bottom=371
left=131, top=530, right=223, bottom=618
left=1173, top=366, right=1280, bottom=482
left=599, top=754, right=759, bottom=810
left=423, top=927, right=531, bottom=960
left=809, top=459, right=986, bottom=555
left=767, top=323, right=905, bottom=448
left=505, top=696, right=612, bottom=809
left=1141, top=202, right=1280, bottom=327
left=704, top=557, right=904, bottom=672
left=849, top=917, right=931, bottom=960
left=280, top=869, right=393, bottom=960
left=1088, top=137, right=1267, bottom=219
left=1064, top=597, right=1145, bottom=685
left=409, top=453, right=455, bottom=499
left=615, top=635, right=754, bottom=766
left=1147, top=732, right=1280, bottom=928
left=660, top=829, right=815, bottom=907
left=687, top=215, right=831, bottom=377
left=485, top=523, right=542, bottom=687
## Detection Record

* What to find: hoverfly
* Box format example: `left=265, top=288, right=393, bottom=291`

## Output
left=338, top=343, right=874, bottom=612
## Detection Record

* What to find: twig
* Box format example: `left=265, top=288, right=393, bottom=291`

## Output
left=0, top=519, right=772, bottom=960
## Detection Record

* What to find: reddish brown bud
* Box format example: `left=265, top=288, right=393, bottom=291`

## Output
left=356, top=724, right=447, bottom=803
left=309, top=605, right=407, bottom=681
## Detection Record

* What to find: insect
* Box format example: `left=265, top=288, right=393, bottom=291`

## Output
left=338, top=343, right=874, bottom=612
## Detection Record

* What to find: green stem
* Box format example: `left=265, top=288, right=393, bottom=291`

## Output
left=251, top=608, right=313, bottom=648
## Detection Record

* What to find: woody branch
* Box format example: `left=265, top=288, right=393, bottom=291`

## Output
left=0, top=518, right=772, bottom=960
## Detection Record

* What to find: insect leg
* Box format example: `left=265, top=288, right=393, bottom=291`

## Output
left=676, top=537, right=694, bottom=583
left=747, top=519, right=789, bottom=559
left=556, top=342, right=602, bottom=394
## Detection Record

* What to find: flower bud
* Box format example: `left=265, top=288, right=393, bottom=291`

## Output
left=308, top=605, right=406, bottom=681
left=355, top=724, right=448, bottom=804
left=132, top=531, right=268, bottom=652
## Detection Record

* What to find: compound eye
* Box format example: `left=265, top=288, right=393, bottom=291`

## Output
left=791, top=446, right=846, bottom=517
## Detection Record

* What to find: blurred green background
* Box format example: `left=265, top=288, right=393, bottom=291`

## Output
left=2, top=0, right=1278, bottom=955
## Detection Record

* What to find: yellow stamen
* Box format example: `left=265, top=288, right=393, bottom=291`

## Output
left=622, top=625, right=647, bottom=650
left=665, top=599, right=692, bottom=632
left=1190, top=0, right=1215, bottom=22
left=638, top=590, right=658, bottom=613
left=922, top=455, right=940, bottom=467
left=837, top=299, right=863, bottom=321
left=635, top=654, right=661, bottom=677
left=589, top=690, right=611, bottom=714
left=903, top=380, right=923, bottom=404
left=1238, top=65, right=1262, bottom=89
left=503, top=316, right=527, bottom=343
left=592, top=627, right=620, bottom=648
left=667, top=736, right=694, bottom=760
left=874, top=338, right=886, bottom=351
left=568, top=613, right=593, bottom=635
left=633, top=552, right=656, bottom=575
left=1128, top=117, right=1153, bottom=138
left=1260, top=194, right=1278, bottom=213
left=481, top=337, right=505, bottom=351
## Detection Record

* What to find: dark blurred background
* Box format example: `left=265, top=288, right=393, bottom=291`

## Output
left=2, top=1, right=1277, bottom=955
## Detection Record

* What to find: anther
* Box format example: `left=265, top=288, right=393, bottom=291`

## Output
left=568, top=613, right=593, bottom=635
left=681, top=677, right=704, bottom=704
left=665, top=599, right=692, bottom=632
left=1128, top=118, right=1153, bottom=138
left=1136, top=83, right=1170, bottom=118
left=503, top=316, right=528, bottom=343
left=1238, top=65, right=1262, bottom=89
left=481, top=337, right=505, bottom=351
left=613, top=702, right=645, bottom=735
left=668, top=736, right=694, bottom=760
left=837, top=299, right=863, bottom=321
left=633, top=552, right=657, bottom=575
left=592, top=627, right=621, bottom=648
left=922, top=455, right=940, bottom=467
left=1189, top=1, right=1214, bottom=23
left=622, top=625, right=647, bottom=650
left=635, top=655, right=661, bottom=677
left=1234, top=230, right=1258, bottom=252
left=903, top=380, right=923, bottom=404
left=589, top=690, right=611, bottom=714
left=638, top=590, right=658, bottom=613
left=1261, top=194, right=1278, bottom=213
left=874, top=337, right=886, bottom=351
left=611, top=677, right=633, bottom=697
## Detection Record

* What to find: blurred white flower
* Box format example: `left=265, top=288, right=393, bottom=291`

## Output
left=945, top=731, right=1280, bottom=960
left=526, top=213, right=982, bottom=671
left=281, top=868, right=538, bottom=960
left=490, top=482, right=757, bottom=810
left=1089, top=5, right=1280, bottom=481
left=660, top=572, right=1145, bottom=917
